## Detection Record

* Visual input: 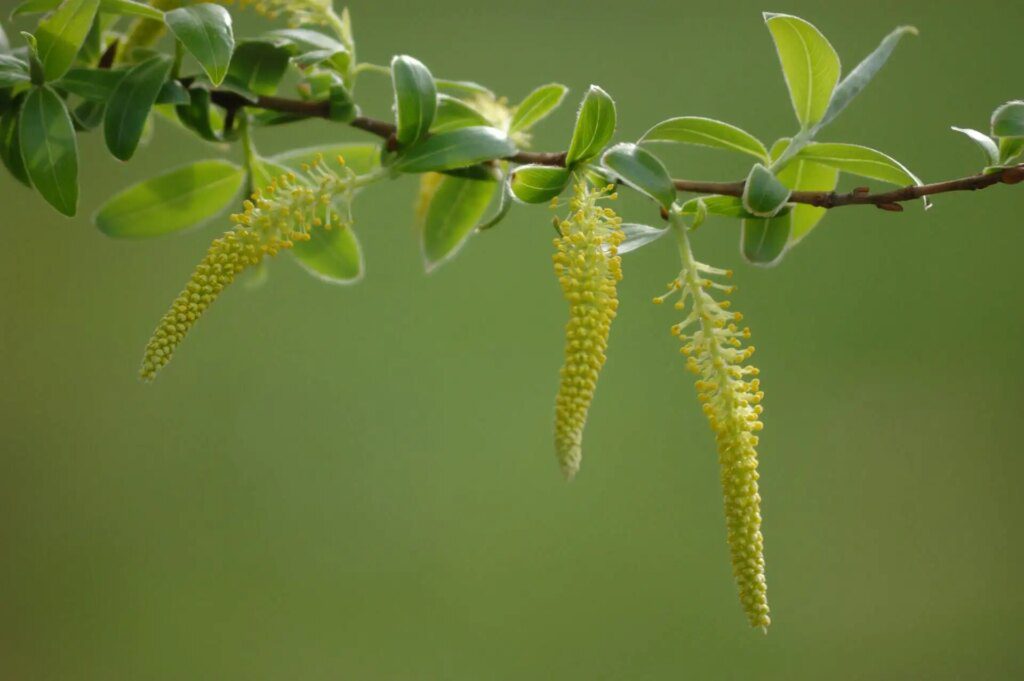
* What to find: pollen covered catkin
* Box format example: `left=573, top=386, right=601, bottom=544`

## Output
left=657, top=227, right=770, bottom=629
left=140, top=156, right=353, bottom=381
left=552, top=181, right=624, bottom=479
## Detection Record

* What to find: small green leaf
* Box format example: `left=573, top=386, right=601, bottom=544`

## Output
left=999, top=137, right=1024, bottom=166
left=391, top=54, right=436, bottom=146
left=328, top=83, right=357, bottom=122
left=393, top=126, right=514, bottom=174
left=421, top=174, right=497, bottom=271
left=9, top=0, right=61, bottom=18
left=99, top=0, right=163, bottom=19
left=950, top=127, right=1000, bottom=167
left=174, top=86, right=228, bottom=142
left=0, top=54, right=30, bottom=87
left=432, top=94, right=488, bottom=133
left=272, top=143, right=380, bottom=177
left=155, top=80, right=190, bottom=105
left=771, top=137, right=837, bottom=244
left=794, top=142, right=927, bottom=207
left=640, top=116, right=769, bottom=162
left=764, top=13, right=840, bottom=130
left=104, top=54, right=171, bottom=160
left=226, top=40, right=291, bottom=95
left=617, top=223, right=668, bottom=255
left=509, top=164, right=570, bottom=203
left=679, top=195, right=778, bottom=220
left=292, top=221, right=363, bottom=284
left=742, top=212, right=792, bottom=266
left=510, top=82, right=567, bottom=133
left=165, top=3, right=234, bottom=86
left=818, top=25, right=916, bottom=131
left=477, top=178, right=513, bottom=231
left=34, top=0, right=100, bottom=82
left=991, top=100, right=1024, bottom=138
left=565, top=85, right=615, bottom=165
left=601, top=142, right=675, bottom=208
left=742, top=163, right=791, bottom=218
left=0, top=91, right=31, bottom=186
left=94, top=159, right=244, bottom=238
left=19, top=85, right=78, bottom=215
left=266, top=28, right=348, bottom=73
left=55, top=67, right=123, bottom=100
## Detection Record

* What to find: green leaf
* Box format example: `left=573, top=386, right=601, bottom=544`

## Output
left=618, top=222, right=668, bottom=255
left=600, top=142, right=675, bottom=209
left=226, top=40, right=290, bottom=96
left=328, top=83, right=357, bottom=122
left=818, top=25, right=916, bottom=131
left=509, top=82, right=567, bottom=133
left=741, top=212, right=792, bottom=267
left=477, top=178, right=512, bottom=231
left=639, top=116, right=768, bottom=162
left=432, top=94, right=488, bottom=133
left=292, top=221, right=363, bottom=284
left=679, top=195, right=779, bottom=220
left=950, top=127, right=999, bottom=167
left=793, top=142, right=927, bottom=208
left=155, top=79, right=189, bottom=105
left=0, top=54, right=30, bottom=87
left=265, top=28, right=348, bottom=73
left=509, top=164, right=570, bottom=203
left=34, top=0, right=100, bottom=82
left=94, top=159, right=244, bottom=238
left=272, top=143, right=380, bottom=177
left=19, top=85, right=78, bottom=215
left=991, top=100, right=1024, bottom=138
left=421, top=174, right=497, bottom=271
left=742, top=163, right=791, bottom=218
left=565, top=85, right=615, bottom=165
left=0, top=91, right=31, bottom=186
left=763, top=13, right=840, bottom=130
left=393, top=126, right=514, bottom=174
left=770, top=137, right=837, bottom=244
left=99, top=0, right=163, bottom=19
left=999, top=137, right=1024, bottom=166
left=55, top=66, right=123, bottom=100
left=9, top=0, right=61, bottom=18
left=165, top=3, right=234, bottom=87
left=104, top=54, right=171, bottom=160
left=391, top=54, right=436, bottom=146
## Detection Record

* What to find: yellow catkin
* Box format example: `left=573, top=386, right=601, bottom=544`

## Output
left=140, top=156, right=352, bottom=381
left=658, top=224, right=770, bottom=629
left=552, top=181, right=624, bottom=479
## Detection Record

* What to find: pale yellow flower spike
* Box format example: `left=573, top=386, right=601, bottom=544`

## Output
left=663, top=219, right=770, bottom=629
left=552, top=181, right=624, bottom=479
left=140, top=157, right=354, bottom=381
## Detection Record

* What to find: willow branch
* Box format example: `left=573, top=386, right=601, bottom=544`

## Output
left=209, top=89, right=1024, bottom=210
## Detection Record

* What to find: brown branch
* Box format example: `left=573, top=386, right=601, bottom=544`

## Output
left=209, top=89, right=1024, bottom=209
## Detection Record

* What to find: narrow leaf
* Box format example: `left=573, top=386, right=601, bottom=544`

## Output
left=763, top=13, right=840, bottom=129
left=0, top=54, right=30, bottom=87
left=742, top=163, right=791, bottom=217
left=55, top=66, right=124, bottom=100
left=165, top=3, right=234, bottom=86
left=391, top=54, right=436, bottom=145
left=19, top=85, right=78, bottom=215
left=421, top=174, right=497, bottom=270
left=104, top=54, right=171, bottom=160
left=771, top=137, right=838, bottom=244
left=393, top=126, right=515, bottom=173
left=950, top=127, right=999, bottom=167
left=617, top=223, right=668, bottom=255
left=510, top=82, right=567, bottom=133
left=509, top=164, right=570, bottom=203
left=34, top=0, right=100, bottom=82
left=794, top=142, right=927, bottom=206
left=600, top=142, right=675, bottom=208
left=94, top=159, right=244, bottom=238
left=432, top=94, right=488, bottom=133
left=565, top=85, right=616, bottom=165
left=100, top=0, right=163, bottom=19
left=741, top=212, right=792, bottom=266
left=0, top=92, right=31, bottom=186
left=640, top=116, right=769, bottom=162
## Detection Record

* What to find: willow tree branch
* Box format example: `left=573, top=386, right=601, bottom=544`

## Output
left=209, top=89, right=1024, bottom=210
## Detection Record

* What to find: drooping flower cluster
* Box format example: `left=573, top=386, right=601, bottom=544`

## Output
left=656, top=233, right=770, bottom=629
left=552, top=181, right=624, bottom=479
left=140, top=156, right=354, bottom=381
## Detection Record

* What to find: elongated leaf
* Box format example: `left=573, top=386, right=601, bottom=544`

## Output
left=818, top=25, right=916, bottom=131
left=156, top=80, right=189, bottom=105
left=742, top=212, right=791, bottom=266
left=764, top=13, right=840, bottom=129
left=421, top=175, right=497, bottom=270
left=640, top=116, right=768, bottom=162
left=770, top=138, right=837, bottom=244
left=266, top=28, right=348, bottom=72
left=10, top=0, right=61, bottom=18
left=565, top=85, right=615, bottom=165
left=509, top=164, right=570, bottom=203
left=477, top=177, right=512, bottom=231
left=0, top=92, right=31, bottom=186
left=100, top=0, right=163, bottom=19
left=794, top=141, right=924, bottom=188
left=34, top=0, right=100, bottom=82
left=510, top=82, right=567, bottom=133
left=225, top=40, right=290, bottom=95
left=432, top=94, right=488, bottom=133
left=617, top=222, right=668, bottom=255
left=991, top=100, right=1024, bottom=138
left=391, top=54, right=436, bottom=145
left=55, top=66, right=123, bottom=100
left=601, top=142, right=675, bottom=208
left=950, top=127, right=999, bottom=166
left=0, top=54, right=30, bottom=86
left=394, top=126, right=514, bottom=173
left=742, top=163, right=790, bottom=217
left=165, top=4, right=233, bottom=86
left=272, top=143, right=380, bottom=177
left=679, top=194, right=778, bottom=220
left=94, top=159, right=244, bottom=238
left=19, top=85, right=78, bottom=215
left=104, top=54, right=171, bottom=160
left=292, top=221, right=363, bottom=284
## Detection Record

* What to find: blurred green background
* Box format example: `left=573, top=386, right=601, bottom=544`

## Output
left=2, top=1, right=1023, bottom=678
